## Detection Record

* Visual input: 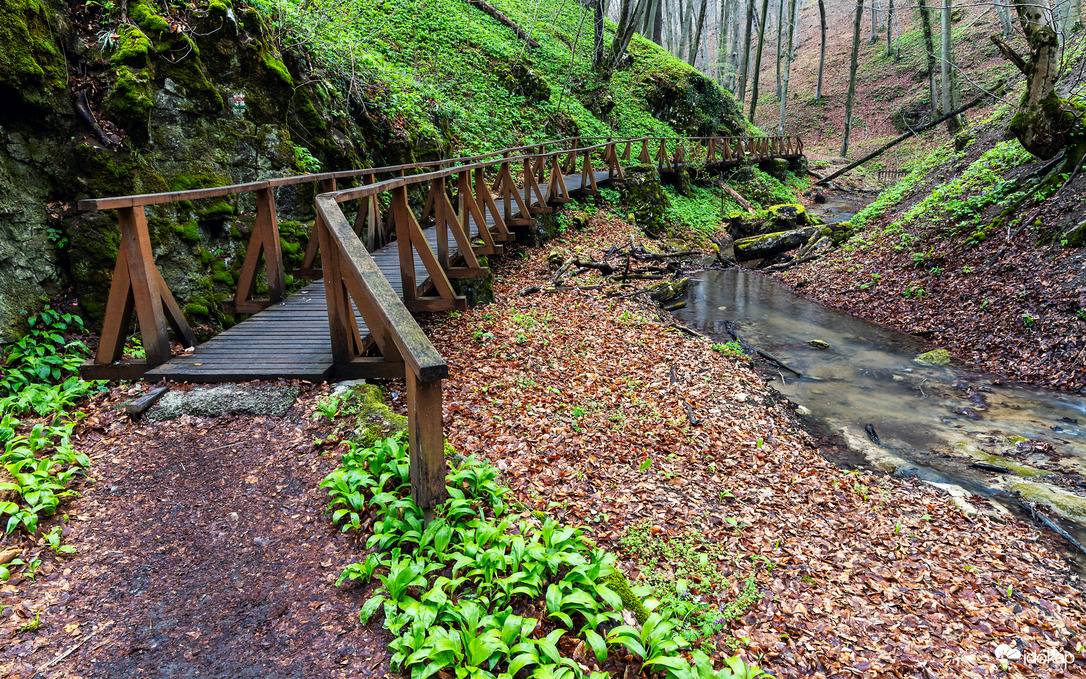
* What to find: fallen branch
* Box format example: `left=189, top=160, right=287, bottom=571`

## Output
left=725, top=321, right=802, bottom=377
left=719, top=182, right=756, bottom=213
left=466, top=0, right=540, bottom=47
left=819, top=96, right=989, bottom=185
left=37, top=621, right=113, bottom=672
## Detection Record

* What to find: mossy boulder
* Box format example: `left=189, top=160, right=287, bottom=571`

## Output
left=734, top=227, right=820, bottom=261
left=498, top=62, right=552, bottom=103
left=452, top=256, right=494, bottom=306
left=647, top=277, right=690, bottom=303
left=760, top=157, right=790, bottom=181
left=1010, top=480, right=1086, bottom=523
left=341, top=383, right=408, bottom=449
left=620, top=165, right=671, bottom=237
left=761, top=204, right=811, bottom=232
left=821, top=220, right=857, bottom=245
left=914, top=349, right=951, bottom=366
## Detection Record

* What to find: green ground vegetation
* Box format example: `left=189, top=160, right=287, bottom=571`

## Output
left=321, top=427, right=769, bottom=679
left=0, top=307, right=103, bottom=561
left=252, top=0, right=742, bottom=155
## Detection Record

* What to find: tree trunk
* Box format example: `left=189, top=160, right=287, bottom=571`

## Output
left=718, top=0, right=730, bottom=85
left=776, top=0, right=784, bottom=101
left=777, top=0, right=797, bottom=133
left=917, top=0, right=939, bottom=113
left=870, top=0, right=879, bottom=43
left=842, top=0, right=863, bottom=157
left=886, top=0, right=895, bottom=56
left=653, top=0, right=664, bottom=42
left=749, top=0, right=771, bottom=121
left=941, top=0, right=963, bottom=133
left=816, top=0, right=826, bottom=101
left=608, top=0, right=651, bottom=70
left=678, top=0, right=693, bottom=60
left=593, top=0, right=605, bottom=67
left=689, top=0, right=709, bottom=66
left=736, top=0, right=755, bottom=106
left=993, top=0, right=1078, bottom=159
left=994, top=0, right=1013, bottom=38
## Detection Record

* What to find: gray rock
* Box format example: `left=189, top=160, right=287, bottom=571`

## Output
left=146, top=384, right=300, bottom=421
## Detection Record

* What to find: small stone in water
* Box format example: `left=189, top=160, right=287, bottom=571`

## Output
left=914, top=349, right=951, bottom=366
left=807, top=339, right=830, bottom=350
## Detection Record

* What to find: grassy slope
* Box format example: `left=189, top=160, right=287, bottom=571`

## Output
left=260, top=0, right=738, bottom=156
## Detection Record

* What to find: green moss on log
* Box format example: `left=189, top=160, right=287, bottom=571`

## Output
left=602, top=569, right=650, bottom=624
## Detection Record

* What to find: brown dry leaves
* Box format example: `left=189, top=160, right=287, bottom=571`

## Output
left=421, top=214, right=1086, bottom=678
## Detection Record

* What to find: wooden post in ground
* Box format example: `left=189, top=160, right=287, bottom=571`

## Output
left=406, top=371, right=446, bottom=515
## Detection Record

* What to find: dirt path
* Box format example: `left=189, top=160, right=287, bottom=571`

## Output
left=0, top=387, right=389, bottom=679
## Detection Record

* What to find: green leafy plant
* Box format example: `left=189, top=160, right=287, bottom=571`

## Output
left=324, top=435, right=766, bottom=678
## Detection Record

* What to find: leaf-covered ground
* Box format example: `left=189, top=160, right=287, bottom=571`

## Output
left=422, top=214, right=1086, bottom=678
left=0, top=211, right=1083, bottom=678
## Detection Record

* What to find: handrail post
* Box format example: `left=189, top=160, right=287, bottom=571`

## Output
left=434, top=176, right=449, bottom=269
left=393, top=185, right=418, bottom=302
left=407, top=371, right=446, bottom=514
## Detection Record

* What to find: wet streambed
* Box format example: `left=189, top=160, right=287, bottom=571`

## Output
left=672, top=268, right=1086, bottom=568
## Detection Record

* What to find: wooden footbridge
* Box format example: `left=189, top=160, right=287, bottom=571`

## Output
left=78, top=134, right=803, bottom=508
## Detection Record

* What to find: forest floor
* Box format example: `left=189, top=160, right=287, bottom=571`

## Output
left=0, top=213, right=1084, bottom=679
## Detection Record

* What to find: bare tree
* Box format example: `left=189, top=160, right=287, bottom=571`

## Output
left=994, top=0, right=1014, bottom=39
left=843, top=0, right=864, bottom=156
left=593, top=0, right=606, bottom=67
left=736, top=0, right=755, bottom=106
left=749, top=0, right=770, bottom=120
left=689, top=0, right=709, bottom=66
left=776, top=0, right=784, bottom=101
left=993, top=0, right=1083, bottom=160
left=941, top=0, right=964, bottom=133
left=607, top=0, right=651, bottom=70
left=870, top=0, right=880, bottom=44
left=918, top=0, right=939, bottom=113
left=886, top=0, right=895, bottom=56
left=777, top=0, right=797, bottom=133
left=816, top=0, right=826, bottom=101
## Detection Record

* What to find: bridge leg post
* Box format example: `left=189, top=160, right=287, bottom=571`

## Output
left=117, top=206, right=171, bottom=365
left=407, top=372, right=447, bottom=517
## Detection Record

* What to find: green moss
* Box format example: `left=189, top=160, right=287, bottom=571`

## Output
left=263, top=52, right=293, bottom=86
left=212, top=271, right=234, bottom=286
left=106, top=65, right=155, bottom=138
left=129, top=0, right=170, bottom=35
left=177, top=219, right=201, bottom=242
left=162, top=48, right=224, bottom=110
left=342, top=384, right=408, bottom=448
left=0, top=0, right=66, bottom=100
left=602, top=569, right=650, bottom=624
left=185, top=303, right=210, bottom=317
left=197, top=201, right=235, bottom=221
left=111, top=25, right=153, bottom=67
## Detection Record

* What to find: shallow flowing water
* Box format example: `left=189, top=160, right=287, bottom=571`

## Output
left=672, top=268, right=1086, bottom=567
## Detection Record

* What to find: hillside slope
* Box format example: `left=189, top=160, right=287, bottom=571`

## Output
left=0, top=0, right=746, bottom=341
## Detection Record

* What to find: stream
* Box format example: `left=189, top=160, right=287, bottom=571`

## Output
left=672, top=193, right=1086, bottom=570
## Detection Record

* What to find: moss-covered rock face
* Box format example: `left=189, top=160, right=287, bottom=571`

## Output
left=761, top=204, right=811, bottom=232
left=620, top=165, right=671, bottom=237
left=760, top=157, right=790, bottom=180
left=0, top=0, right=67, bottom=119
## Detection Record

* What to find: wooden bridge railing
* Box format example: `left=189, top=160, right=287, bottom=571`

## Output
left=77, top=133, right=803, bottom=509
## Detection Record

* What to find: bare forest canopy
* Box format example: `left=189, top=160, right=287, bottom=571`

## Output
left=600, top=0, right=1085, bottom=158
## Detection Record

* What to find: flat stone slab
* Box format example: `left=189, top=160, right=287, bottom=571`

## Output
left=146, top=385, right=301, bottom=421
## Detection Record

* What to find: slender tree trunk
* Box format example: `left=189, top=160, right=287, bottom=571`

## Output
left=689, top=0, right=709, bottom=65
left=777, top=0, right=797, bottom=133
left=886, top=0, right=895, bottom=55
left=941, top=0, right=963, bottom=133
left=608, top=0, right=651, bottom=70
left=776, top=0, right=784, bottom=100
left=736, top=0, right=754, bottom=107
left=677, top=0, right=693, bottom=59
left=815, top=0, right=826, bottom=101
left=917, top=0, right=939, bottom=113
left=870, top=0, right=880, bottom=43
left=653, top=0, right=664, bottom=42
left=994, top=0, right=1013, bottom=38
left=593, top=0, right=605, bottom=67
left=718, top=0, right=729, bottom=85
left=749, top=0, right=770, bottom=121
left=843, top=0, right=864, bottom=156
